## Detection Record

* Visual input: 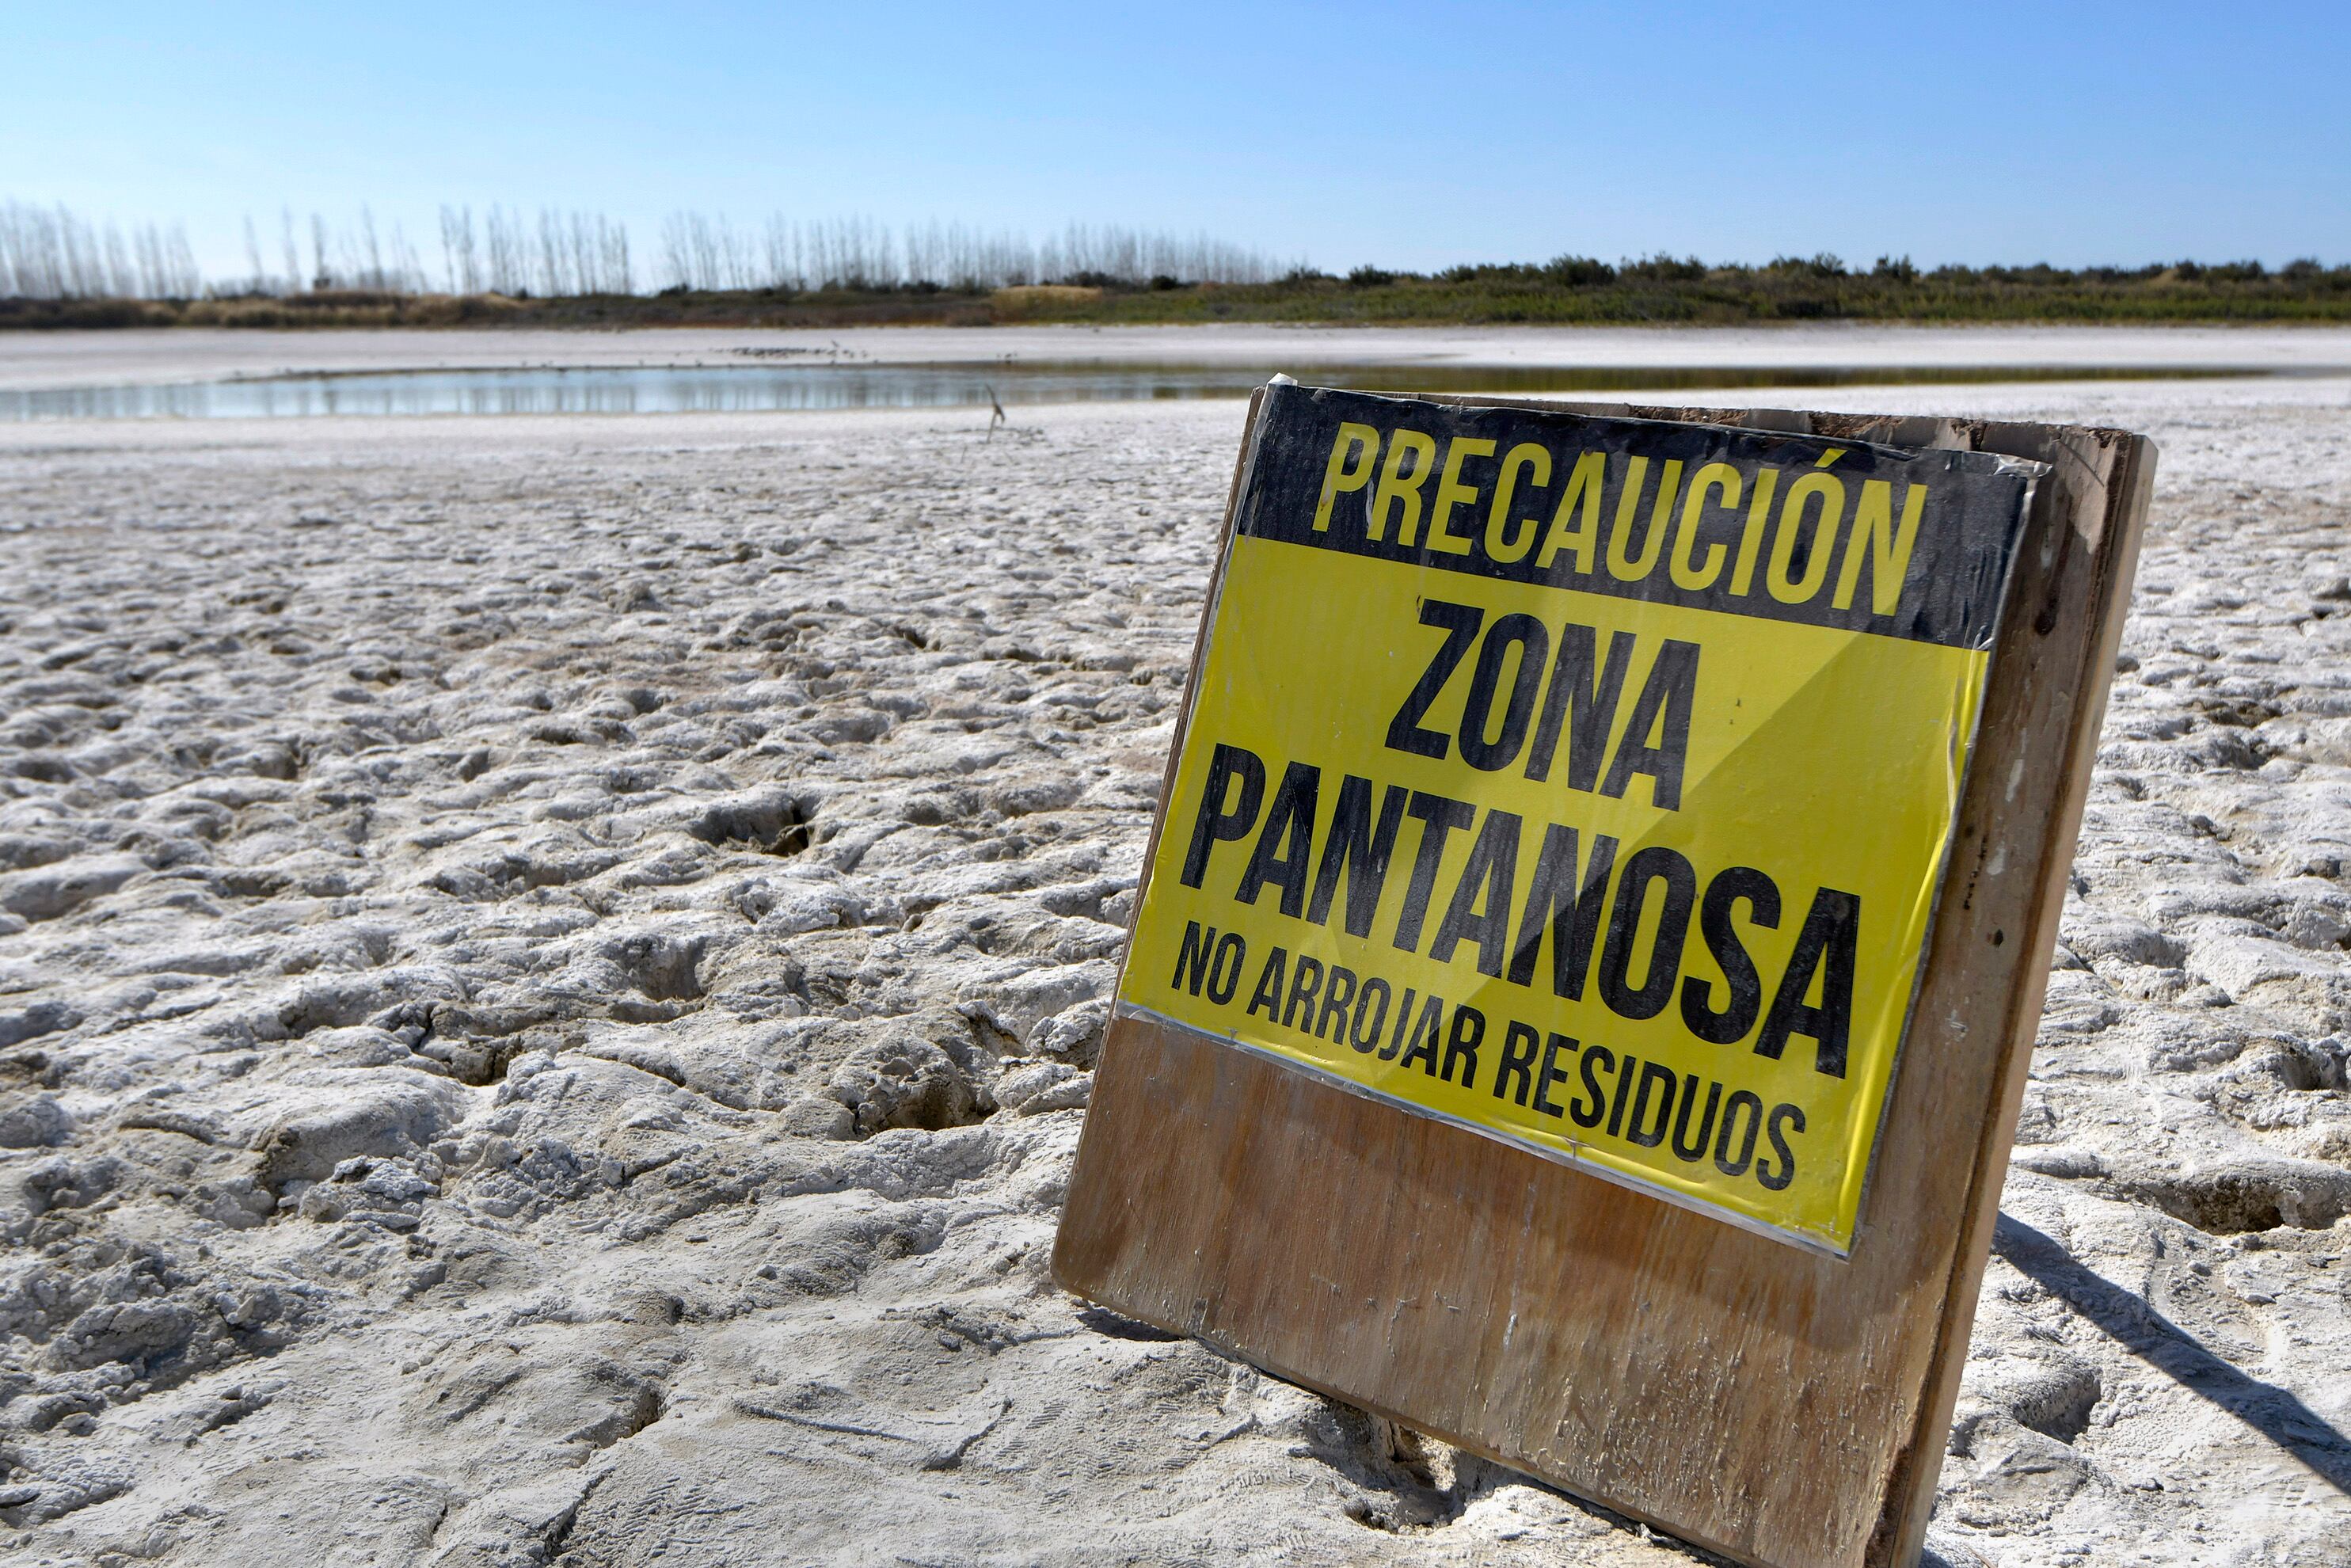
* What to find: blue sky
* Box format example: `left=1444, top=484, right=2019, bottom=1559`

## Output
left=4, top=0, right=2347, bottom=280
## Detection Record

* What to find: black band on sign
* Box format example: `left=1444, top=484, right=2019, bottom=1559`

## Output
left=1237, top=383, right=2039, bottom=651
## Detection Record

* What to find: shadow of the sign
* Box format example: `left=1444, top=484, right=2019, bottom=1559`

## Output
left=1991, top=1212, right=2351, bottom=1497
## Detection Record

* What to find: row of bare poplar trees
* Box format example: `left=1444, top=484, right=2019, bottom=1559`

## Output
left=438, top=207, right=633, bottom=296
left=0, top=203, right=204, bottom=300
left=655, top=212, right=1282, bottom=291
left=1, top=200, right=1285, bottom=301
left=1, top=203, right=439, bottom=299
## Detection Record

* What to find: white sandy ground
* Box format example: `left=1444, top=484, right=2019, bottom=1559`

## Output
left=0, top=348, right=2349, bottom=1568
left=4, top=324, right=2351, bottom=392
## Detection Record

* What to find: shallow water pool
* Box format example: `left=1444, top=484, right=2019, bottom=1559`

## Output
left=0, top=360, right=2265, bottom=420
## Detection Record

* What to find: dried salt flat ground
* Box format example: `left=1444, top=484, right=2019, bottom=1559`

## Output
left=0, top=356, right=2348, bottom=1568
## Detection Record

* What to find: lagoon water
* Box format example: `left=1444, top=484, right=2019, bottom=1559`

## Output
left=0, top=359, right=2261, bottom=420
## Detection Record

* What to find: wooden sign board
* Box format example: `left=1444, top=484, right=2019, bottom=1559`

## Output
left=1054, top=382, right=2154, bottom=1568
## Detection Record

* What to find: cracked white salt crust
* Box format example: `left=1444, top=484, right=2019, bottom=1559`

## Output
left=0, top=348, right=2347, bottom=1567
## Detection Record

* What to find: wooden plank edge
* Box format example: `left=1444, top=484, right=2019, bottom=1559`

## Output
left=1877, top=429, right=2156, bottom=1567
left=1051, top=386, right=1264, bottom=1292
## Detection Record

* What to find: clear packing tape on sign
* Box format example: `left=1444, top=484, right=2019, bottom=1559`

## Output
left=1119, top=383, right=2045, bottom=1254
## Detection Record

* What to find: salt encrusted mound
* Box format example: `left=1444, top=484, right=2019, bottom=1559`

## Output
left=0, top=377, right=2346, bottom=1566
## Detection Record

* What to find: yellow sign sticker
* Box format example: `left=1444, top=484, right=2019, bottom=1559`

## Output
left=1119, top=386, right=2041, bottom=1254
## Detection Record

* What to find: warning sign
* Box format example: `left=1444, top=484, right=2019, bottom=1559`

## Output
left=1118, top=385, right=2042, bottom=1253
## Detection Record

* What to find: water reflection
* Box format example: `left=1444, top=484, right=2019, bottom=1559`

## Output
left=0, top=360, right=2258, bottom=421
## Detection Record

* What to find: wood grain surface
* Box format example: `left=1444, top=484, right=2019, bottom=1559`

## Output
left=1053, top=394, right=2155, bottom=1568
